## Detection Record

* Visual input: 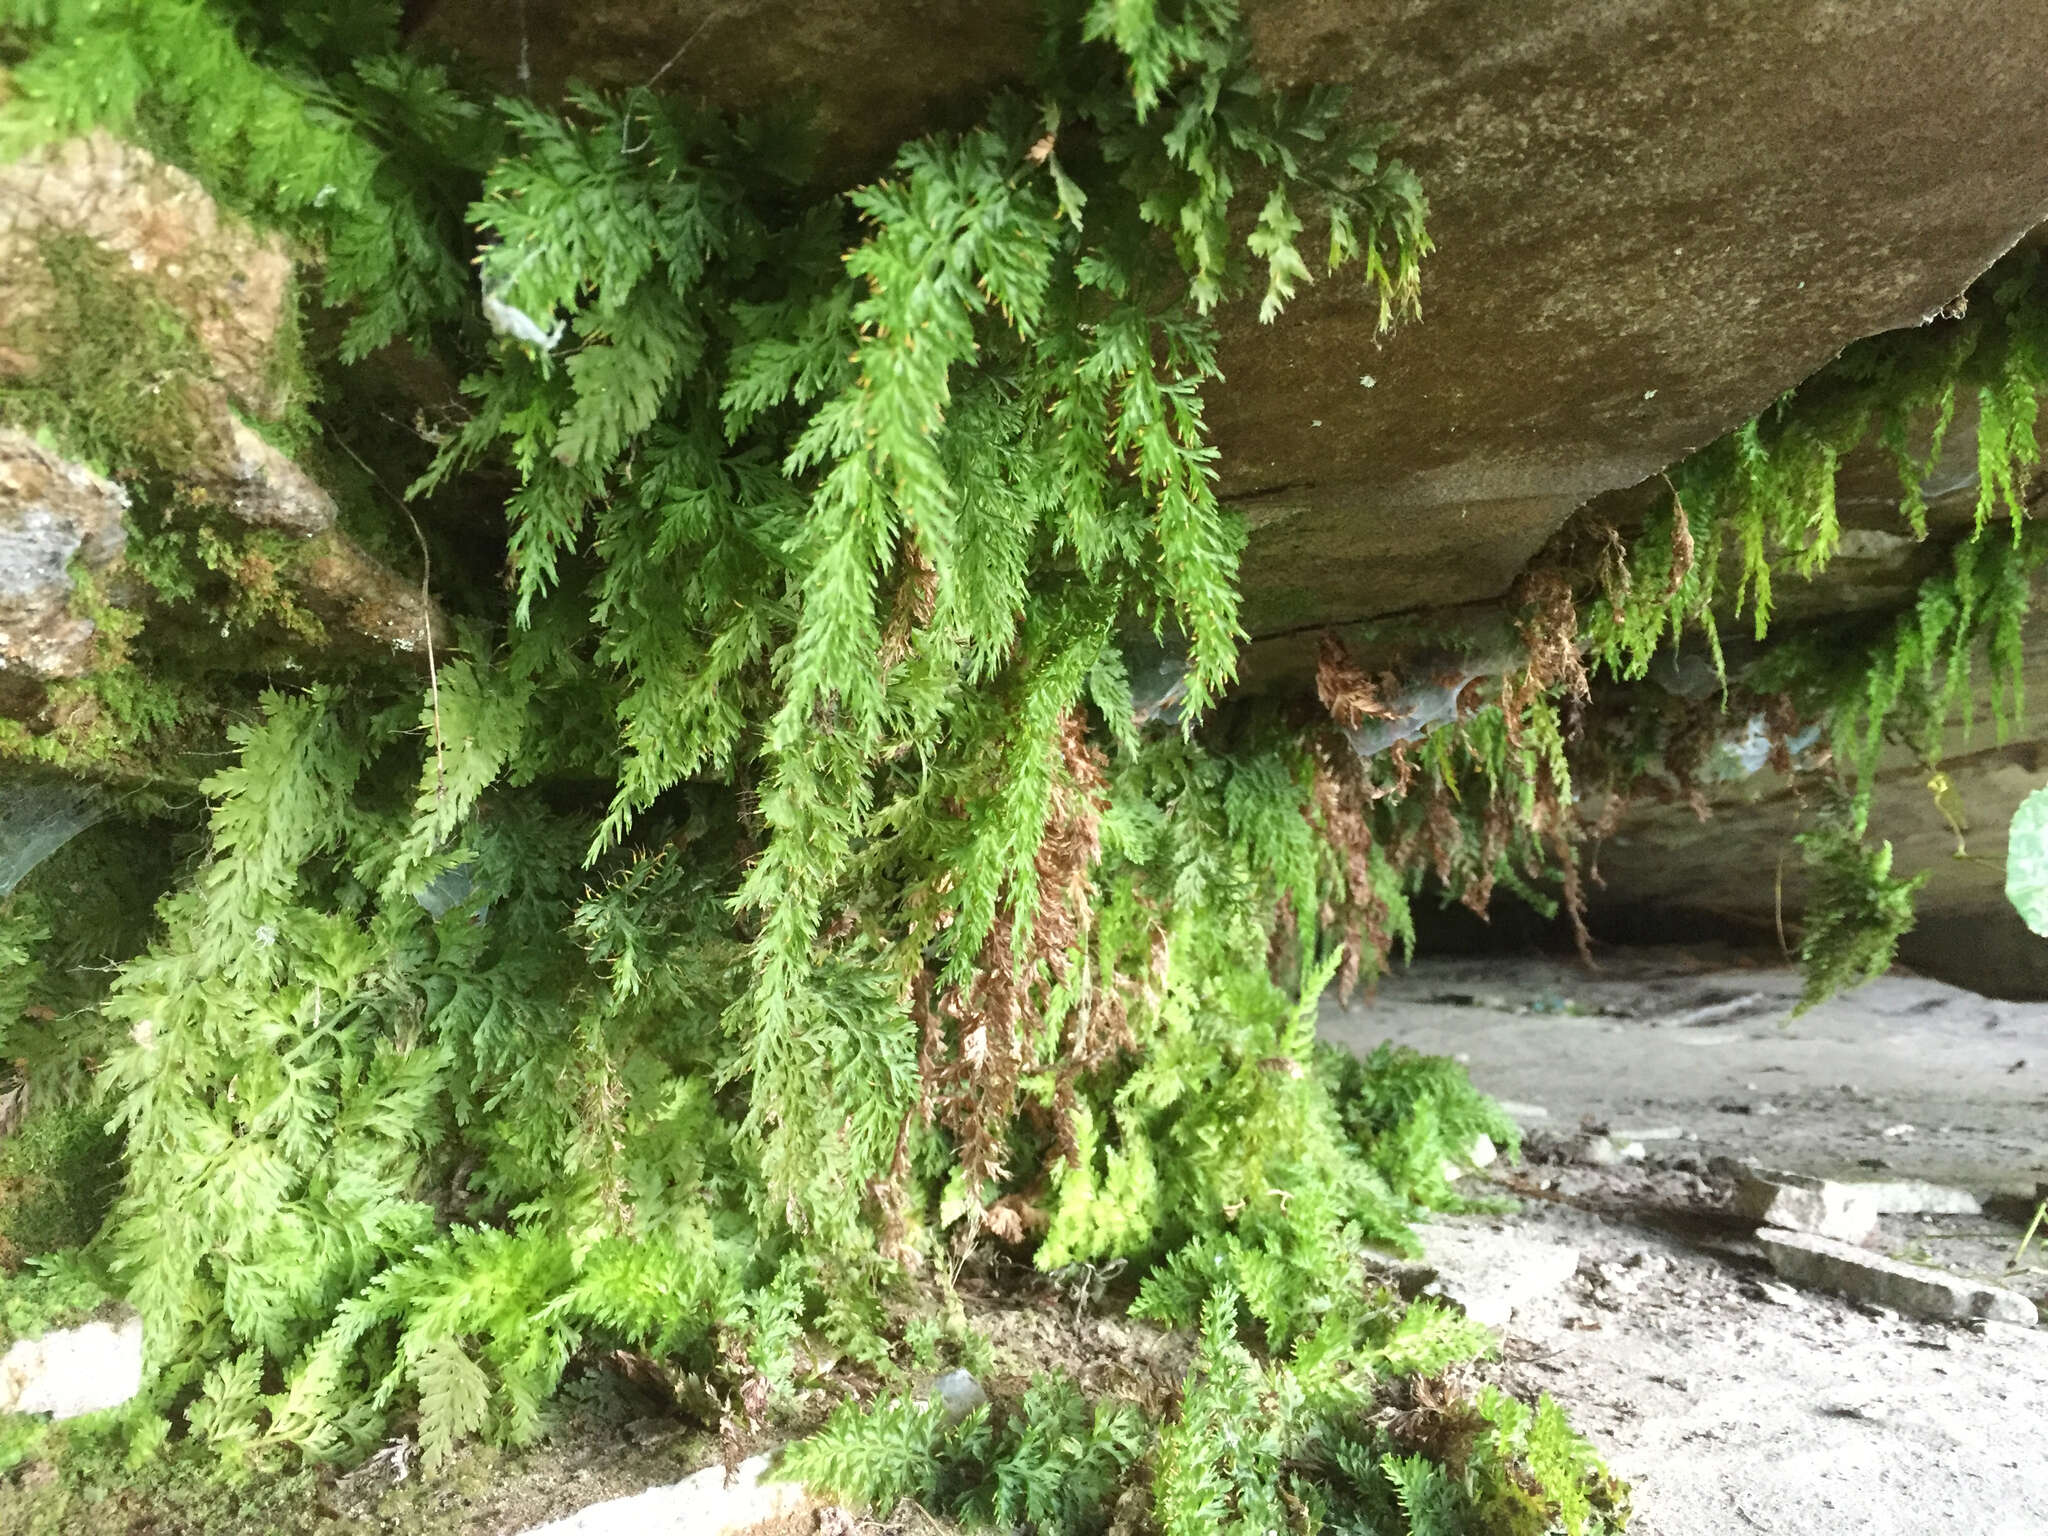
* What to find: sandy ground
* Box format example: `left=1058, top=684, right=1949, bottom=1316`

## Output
left=1326, top=948, right=2048, bottom=1536
left=1327, top=945, right=2047, bottom=1196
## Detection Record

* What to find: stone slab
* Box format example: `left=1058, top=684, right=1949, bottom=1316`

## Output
left=1730, top=1166, right=1879, bottom=1243
left=1757, top=1227, right=2038, bottom=1326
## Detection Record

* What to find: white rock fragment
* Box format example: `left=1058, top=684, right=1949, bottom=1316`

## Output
left=1441, top=1132, right=1500, bottom=1185
left=929, top=1369, right=988, bottom=1425
left=0, top=1311, right=143, bottom=1419
left=1728, top=1165, right=1879, bottom=1242
left=1579, top=1134, right=1622, bottom=1166
left=1757, top=1228, right=2038, bottom=1326
left=1749, top=1278, right=1807, bottom=1309
left=1494, top=1100, right=1550, bottom=1123
left=515, top=1453, right=813, bottom=1536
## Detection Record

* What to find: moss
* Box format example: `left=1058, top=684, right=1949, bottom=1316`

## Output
left=0, top=666, right=204, bottom=777
left=1, top=817, right=179, bottom=1105
left=0, top=1401, right=735, bottom=1536
left=0, top=235, right=217, bottom=477
left=0, top=1106, right=120, bottom=1271
left=0, top=1250, right=113, bottom=1349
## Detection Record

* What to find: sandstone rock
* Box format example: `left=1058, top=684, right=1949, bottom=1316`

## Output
left=1225, top=0, right=2048, bottom=644
left=0, top=1309, right=143, bottom=1419
left=1417, top=1221, right=1579, bottom=1330
left=1586, top=622, right=2048, bottom=999
left=418, top=1, right=2048, bottom=654
left=201, top=419, right=337, bottom=536
left=0, top=131, right=294, bottom=417
left=1758, top=1227, right=2038, bottom=1325
left=514, top=1452, right=816, bottom=1536
left=0, top=429, right=128, bottom=679
left=1730, top=1167, right=1881, bottom=1243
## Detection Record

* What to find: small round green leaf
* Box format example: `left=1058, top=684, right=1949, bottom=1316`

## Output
left=2004, top=786, right=2048, bottom=936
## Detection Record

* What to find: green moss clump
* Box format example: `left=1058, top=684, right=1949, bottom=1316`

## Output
left=0, top=1249, right=114, bottom=1347
left=0, top=236, right=219, bottom=477
left=0, top=1107, right=120, bottom=1271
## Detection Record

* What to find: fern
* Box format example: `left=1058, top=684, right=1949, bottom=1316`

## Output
left=1790, top=794, right=1926, bottom=1014
left=779, top=1373, right=1143, bottom=1533
left=1151, top=1288, right=1296, bottom=1536
left=409, top=1336, right=492, bottom=1471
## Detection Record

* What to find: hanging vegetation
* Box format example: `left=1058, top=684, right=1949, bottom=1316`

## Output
left=0, top=0, right=2042, bottom=1522
left=0, top=0, right=1575, bottom=1506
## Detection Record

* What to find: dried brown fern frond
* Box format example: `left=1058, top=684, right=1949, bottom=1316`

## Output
left=1379, top=1371, right=1490, bottom=1475
left=918, top=712, right=1122, bottom=1223
left=878, top=537, right=939, bottom=675
left=1594, top=519, right=1633, bottom=622
left=1457, top=796, right=1511, bottom=919
left=1506, top=568, right=1589, bottom=730
left=1308, top=733, right=1403, bottom=1002
left=1317, top=632, right=1398, bottom=729
left=1663, top=483, right=1696, bottom=598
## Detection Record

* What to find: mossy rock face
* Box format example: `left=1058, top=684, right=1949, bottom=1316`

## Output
left=0, top=138, right=448, bottom=776
left=0, top=430, right=130, bottom=681
left=0, top=131, right=299, bottom=425
left=0, top=1103, right=120, bottom=1271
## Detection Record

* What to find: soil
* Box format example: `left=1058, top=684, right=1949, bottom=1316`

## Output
left=1325, top=946, right=2048, bottom=1536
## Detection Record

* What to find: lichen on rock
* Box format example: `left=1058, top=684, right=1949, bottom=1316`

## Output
left=0, top=431, right=128, bottom=681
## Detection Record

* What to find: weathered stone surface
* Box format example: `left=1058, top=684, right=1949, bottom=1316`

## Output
left=0, top=1309, right=143, bottom=1419
left=1729, top=1166, right=1880, bottom=1243
left=202, top=419, right=337, bottom=536
left=1416, top=1220, right=1579, bottom=1330
left=0, top=136, right=448, bottom=683
left=0, top=429, right=128, bottom=679
left=294, top=532, right=444, bottom=657
left=1758, top=1226, right=2038, bottom=1325
left=418, top=1, right=2048, bottom=653
left=1222, top=1, right=2048, bottom=639
left=419, top=1, right=1039, bottom=186
left=515, top=1451, right=817, bottom=1536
